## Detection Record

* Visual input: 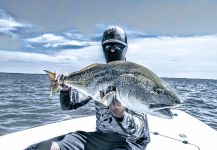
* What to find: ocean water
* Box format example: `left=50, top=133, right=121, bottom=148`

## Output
left=0, top=73, right=216, bottom=136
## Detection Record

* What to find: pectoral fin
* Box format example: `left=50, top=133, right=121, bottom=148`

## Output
left=102, top=91, right=116, bottom=106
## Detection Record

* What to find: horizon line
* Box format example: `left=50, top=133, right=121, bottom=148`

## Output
left=0, top=71, right=216, bottom=81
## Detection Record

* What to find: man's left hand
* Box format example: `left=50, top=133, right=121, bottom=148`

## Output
left=109, top=99, right=125, bottom=119
left=100, top=86, right=125, bottom=119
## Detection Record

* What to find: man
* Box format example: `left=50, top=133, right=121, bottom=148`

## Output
left=51, top=26, right=150, bottom=150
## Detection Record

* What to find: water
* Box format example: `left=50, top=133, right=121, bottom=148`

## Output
left=0, top=73, right=216, bottom=136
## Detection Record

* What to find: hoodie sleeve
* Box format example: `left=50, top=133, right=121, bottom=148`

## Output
left=60, top=90, right=91, bottom=110
left=60, top=90, right=72, bottom=110
left=118, top=110, right=147, bottom=139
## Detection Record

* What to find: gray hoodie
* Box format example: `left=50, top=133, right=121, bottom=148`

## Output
left=60, top=89, right=150, bottom=149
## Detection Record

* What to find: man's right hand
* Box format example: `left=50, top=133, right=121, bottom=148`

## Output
left=61, top=85, right=71, bottom=92
left=55, top=72, right=71, bottom=92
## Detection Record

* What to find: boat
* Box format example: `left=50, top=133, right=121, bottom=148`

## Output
left=0, top=110, right=217, bottom=150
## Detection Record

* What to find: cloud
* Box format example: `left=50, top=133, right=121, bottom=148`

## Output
left=1, top=34, right=217, bottom=79
left=127, top=35, right=217, bottom=79
left=0, top=45, right=104, bottom=73
left=0, top=45, right=103, bottom=63
left=25, top=33, right=98, bottom=50
left=63, top=30, right=86, bottom=40
left=23, top=25, right=158, bottom=51
left=0, top=9, right=31, bottom=37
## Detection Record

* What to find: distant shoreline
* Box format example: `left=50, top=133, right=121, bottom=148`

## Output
left=0, top=72, right=45, bottom=75
left=0, top=72, right=216, bottom=81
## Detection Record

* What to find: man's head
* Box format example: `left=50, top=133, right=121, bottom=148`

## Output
left=101, top=26, right=128, bottom=63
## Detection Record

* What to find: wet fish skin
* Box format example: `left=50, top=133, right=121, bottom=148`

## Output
left=44, top=61, right=181, bottom=119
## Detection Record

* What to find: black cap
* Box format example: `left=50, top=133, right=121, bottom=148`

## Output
left=102, top=26, right=127, bottom=46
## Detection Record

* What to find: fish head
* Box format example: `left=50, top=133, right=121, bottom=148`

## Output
left=148, top=81, right=181, bottom=119
left=115, top=73, right=181, bottom=119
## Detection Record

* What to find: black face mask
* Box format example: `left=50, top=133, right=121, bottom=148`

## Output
left=102, top=43, right=127, bottom=63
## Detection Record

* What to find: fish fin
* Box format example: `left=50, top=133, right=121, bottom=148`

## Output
left=79, top=63, right=99, bottom=72
left=102, top=91, right=116, bottom=106
left=44, top=70, right=58, bottom=96
left=67, top=63, right=100, bottom=77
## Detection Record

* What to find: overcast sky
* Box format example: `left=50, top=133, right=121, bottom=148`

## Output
left=0, top=0, right=217, bottom=79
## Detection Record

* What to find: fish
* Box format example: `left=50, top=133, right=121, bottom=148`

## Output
left=44, top=61, right=181, bottom=119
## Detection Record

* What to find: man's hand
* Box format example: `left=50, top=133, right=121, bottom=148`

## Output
left=109, top=99, right=125, bottom=119
left=55, top=72, right=70, bottom=91
left=100, top=86, right=125, bottom=119
left=61, top=84, right=71, bottom=92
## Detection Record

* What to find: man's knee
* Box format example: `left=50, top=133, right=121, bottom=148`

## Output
left=50, top=142, right=60, bottom=150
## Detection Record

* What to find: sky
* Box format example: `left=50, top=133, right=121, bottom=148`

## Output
left=0, top=0, right=217, bottom=79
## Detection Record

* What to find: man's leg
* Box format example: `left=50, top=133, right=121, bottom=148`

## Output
left=84, top=131, right=131, bottom=150
left=34, top=135, right=64, bottom=150
left=34, top=131, right=131, bottom=150
left=56, top=131, right=87, bottom=150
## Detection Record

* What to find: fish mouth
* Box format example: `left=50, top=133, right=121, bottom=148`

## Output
left=149, top=103, right=182, bottom=119
left=149, top=102, right=181, bottom=110
left=149, top=103, right=174, bottom=110
left=154, top=108, right=174, bottom=119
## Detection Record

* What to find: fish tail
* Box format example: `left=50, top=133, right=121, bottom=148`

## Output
left=44, top=70, right=58, bottom=96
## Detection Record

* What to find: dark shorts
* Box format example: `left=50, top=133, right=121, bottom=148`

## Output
left=32, top=131, right=148, bottom=150
left=57, top=131, right=131, bottom=150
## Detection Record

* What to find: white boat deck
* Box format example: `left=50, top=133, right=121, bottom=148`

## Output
left=0, top=110, right=217, bottom=150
